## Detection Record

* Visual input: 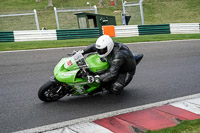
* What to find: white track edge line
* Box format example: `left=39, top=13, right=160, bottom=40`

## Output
left=0, top=46, right=87, bottom=54
left=14, top=93, right=200, bottom=133
left=2, top=39, right=200, bottom=54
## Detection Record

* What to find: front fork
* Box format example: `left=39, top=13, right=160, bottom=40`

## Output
left=49, top=76, right=64, bottom=93
left=50, top=76, right=73, bottom=94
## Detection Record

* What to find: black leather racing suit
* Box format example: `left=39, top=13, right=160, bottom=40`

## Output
left=83, top=42, right=136, bottom=94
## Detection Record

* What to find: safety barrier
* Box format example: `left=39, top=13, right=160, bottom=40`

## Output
left=138, top=24, right=170, bottom=35
left=57, top=28, right=102, bottom=40
left=14, top=30, right=57, bottom=42
left=0, top=32, right=14, bottom=42
left=114, top=25, right=139, bottom=37
left=170, top=23, right=200, bottom=34
left=0, top=23, right=199, bottom=42
left=104, top=23, right=200, bottom=37
left=0, top=28, right=102, bottom=42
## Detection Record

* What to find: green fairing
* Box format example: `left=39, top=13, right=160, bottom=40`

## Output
left=54, top=58, right=80, bottom=83
left=54, top=54, right=109, bottom=95
left=72, top=82, right=100, bottom=95
left=86, top=54, right=109, bottom=73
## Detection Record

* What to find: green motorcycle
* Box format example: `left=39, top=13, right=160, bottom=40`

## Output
left=38, top=51, right=143, bottom=102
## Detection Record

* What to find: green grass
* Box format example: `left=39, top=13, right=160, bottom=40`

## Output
left=0, top=0, right=200, bottom=30
left=143, top=0, right=200, bottom=24
left=147, top=119, right=200, bottom=133
left=0, top=34, right=200, bottom=51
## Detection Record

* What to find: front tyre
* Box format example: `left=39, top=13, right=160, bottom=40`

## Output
left=38, top=80, right=67, bottom=102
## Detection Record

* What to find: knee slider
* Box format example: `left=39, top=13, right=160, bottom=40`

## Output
left=111, top=82, right=124, bottom=95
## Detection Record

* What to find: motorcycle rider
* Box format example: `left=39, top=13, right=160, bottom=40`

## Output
left=82, top=35, right=136, bottom=95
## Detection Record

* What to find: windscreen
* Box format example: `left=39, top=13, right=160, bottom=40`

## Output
left=72, top=51, right=87, bottom=68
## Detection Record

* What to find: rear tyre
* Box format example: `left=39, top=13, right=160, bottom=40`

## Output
left=38, top=80, right=67, bottom=102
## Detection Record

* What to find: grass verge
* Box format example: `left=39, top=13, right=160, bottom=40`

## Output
left=147, top=119, right=200, bottom=133
left=1, top=0, right=200, bottom=30
left=0, top=34, right=200, bottom=51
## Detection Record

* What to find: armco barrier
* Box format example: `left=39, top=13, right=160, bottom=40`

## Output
left=138, top=24, right=171, bottom=35
left=57, top=28, right=102, bottom=40
left=114, top=25, right=139, bottom=37
left=0, top=32, right=14, bottom=42
left=14, top=30, right=57, bottom=42
left=104, top=23, right=199, bottom=37
left=0, top=23, right=199, bottom=42
left=170, top=23, right=200, bottom=34
left=0, top=28, right=102, bottom=42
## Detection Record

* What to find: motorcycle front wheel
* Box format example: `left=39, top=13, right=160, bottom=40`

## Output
left=38, top=80, right=67, bottom=102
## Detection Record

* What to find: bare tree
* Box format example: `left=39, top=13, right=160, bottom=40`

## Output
left=48, top=0, right=53, bottom=7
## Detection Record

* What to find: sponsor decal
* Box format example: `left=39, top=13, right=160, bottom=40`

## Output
left=67, top=60, right=72, bottom=66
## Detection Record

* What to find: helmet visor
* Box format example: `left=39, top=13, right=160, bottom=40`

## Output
left=97, top=47, right=107, bottom=55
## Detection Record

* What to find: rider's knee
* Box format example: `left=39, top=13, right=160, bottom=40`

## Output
left=110, top=82, right=124, bottom=95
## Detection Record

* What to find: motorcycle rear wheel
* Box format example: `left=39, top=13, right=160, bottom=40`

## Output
left=38, top=80, right=67, bottom=102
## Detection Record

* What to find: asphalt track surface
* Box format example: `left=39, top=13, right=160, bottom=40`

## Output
left=1, top=40, right=200, bottom=133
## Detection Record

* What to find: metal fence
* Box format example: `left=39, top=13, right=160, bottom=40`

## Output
left=122, top=0, right=144, bottom=25
left=0, top=9, right=40, bottom=31
left=54, top=6, right=98, bottom=30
